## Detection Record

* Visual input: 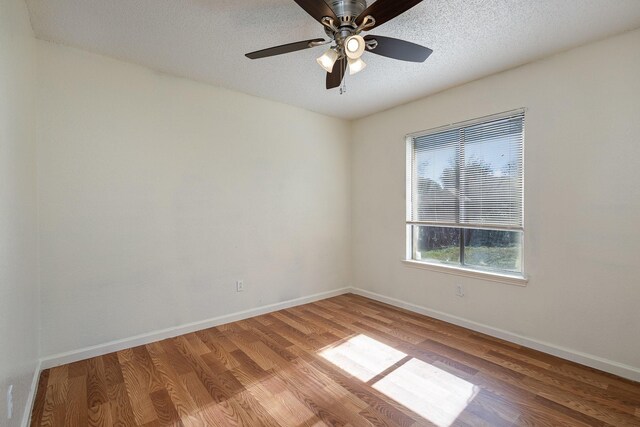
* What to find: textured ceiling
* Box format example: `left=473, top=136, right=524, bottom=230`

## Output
left=26, top=0, right=640, bottom=119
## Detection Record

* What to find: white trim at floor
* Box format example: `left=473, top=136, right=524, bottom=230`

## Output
left=21, top=359, right=42, bottom=427
left=23, top=285, right=640, bottom=426
left=25, top=287, right=351, bottom=426
left=350, top=287, right=640, bottom=382
left=39, top=287, right=351, bottom=371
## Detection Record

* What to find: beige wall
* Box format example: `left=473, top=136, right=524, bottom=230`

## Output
left=0, top=0, right=39, bottom=424
left=3, top=10, right=640, bottom=426
left=351, top=28, right=640, bottom=375
left=36, top=41, right=352, bottom=357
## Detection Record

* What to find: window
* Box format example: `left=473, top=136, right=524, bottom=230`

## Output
left=406, top=110, right=524, bottom=278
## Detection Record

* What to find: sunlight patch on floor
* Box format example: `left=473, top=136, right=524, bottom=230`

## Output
left=319, top=334, right=478, bottom=426
left=319, top=334, right=406, bottom=381
left=373, top=358, right=479, bottom=426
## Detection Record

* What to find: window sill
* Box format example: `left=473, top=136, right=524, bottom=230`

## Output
left=401, top=259, right=528, bottom=286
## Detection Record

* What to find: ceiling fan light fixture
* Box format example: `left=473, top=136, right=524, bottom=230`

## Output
left=245, top=0, right=432, bottom=90
left=348, top=57, right=367, bottom=75
left=316, top=48, right=339, bottom=72
left=344, top=35, right=366, bottom=59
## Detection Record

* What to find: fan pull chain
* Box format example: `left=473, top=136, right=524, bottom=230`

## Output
left=340, top=65, right=347, bottom=95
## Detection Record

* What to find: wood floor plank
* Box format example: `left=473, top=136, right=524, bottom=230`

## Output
left=64, top=375, right=88, bottom=426
left=38, top=382, right=59, bottom=427
left=118, top=349, right=159, bottom=425
left=108, top=382, right=139, bottom=427
left=173, top=335, right=282, bottom=427
left=87, top=356, right=109, bottom=409
left=29, top=370, right=50, bottom=427
left=195, top=329, right=241, bottom=370
left=30, top=294, right=640, bottom=427
left=145, top=346, right=203, bottom=427
left=47, top=365, right=69, bottom=385
left=150, top=387, right=182, bottom=425
left=102, top=352, right=125, bottom=397
left=472, top=372, right=602, bottom=427
left=179, top=372, right=226, bottom=426
left=67, top=359, right=89, bottom=379
left=88, top=402, right=112, bottom=427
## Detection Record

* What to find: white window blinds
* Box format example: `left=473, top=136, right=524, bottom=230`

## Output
left=409, top=111, right=524, bottom=229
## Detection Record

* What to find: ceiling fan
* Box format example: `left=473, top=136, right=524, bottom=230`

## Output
left=245, top=0, right=432, bottom=90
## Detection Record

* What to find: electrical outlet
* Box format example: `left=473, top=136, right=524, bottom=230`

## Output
left=7, top=384, right=13, bottom=419
left=456, top=284, right=465, bottom=297
left=236, top=280, right=245, bottom=292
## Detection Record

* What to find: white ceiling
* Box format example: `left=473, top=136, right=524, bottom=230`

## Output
left=26, top=0, right=640, bottom=119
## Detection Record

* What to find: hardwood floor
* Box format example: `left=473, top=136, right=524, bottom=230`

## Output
left=30, top=293, right=640, bottom=426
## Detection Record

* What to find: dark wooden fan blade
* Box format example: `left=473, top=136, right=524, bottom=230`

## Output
left=364, top=35, right=432, bottom=62
left=294, top=0, right=338, bottom=24
left=245, top=38, right=326, bottom=59
left=326, top=57, right=347, bottom=89
left=357, top=0, right=424, bottom=30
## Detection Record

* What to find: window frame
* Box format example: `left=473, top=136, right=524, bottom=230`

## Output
left=404, top=109, right=527, bottom=285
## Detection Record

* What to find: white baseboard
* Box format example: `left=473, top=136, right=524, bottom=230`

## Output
left=350, top=287, right=640, bottom=382
left=39, top=287, right=350, bottom=370
left=21, top=359, right=42, bottom=427
left=24, top=284, right=639, bottom=426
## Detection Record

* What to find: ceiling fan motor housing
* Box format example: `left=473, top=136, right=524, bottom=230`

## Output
left=330, top=0, right=367, bottom=23
left=325, top=0, right=368, bottom=42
